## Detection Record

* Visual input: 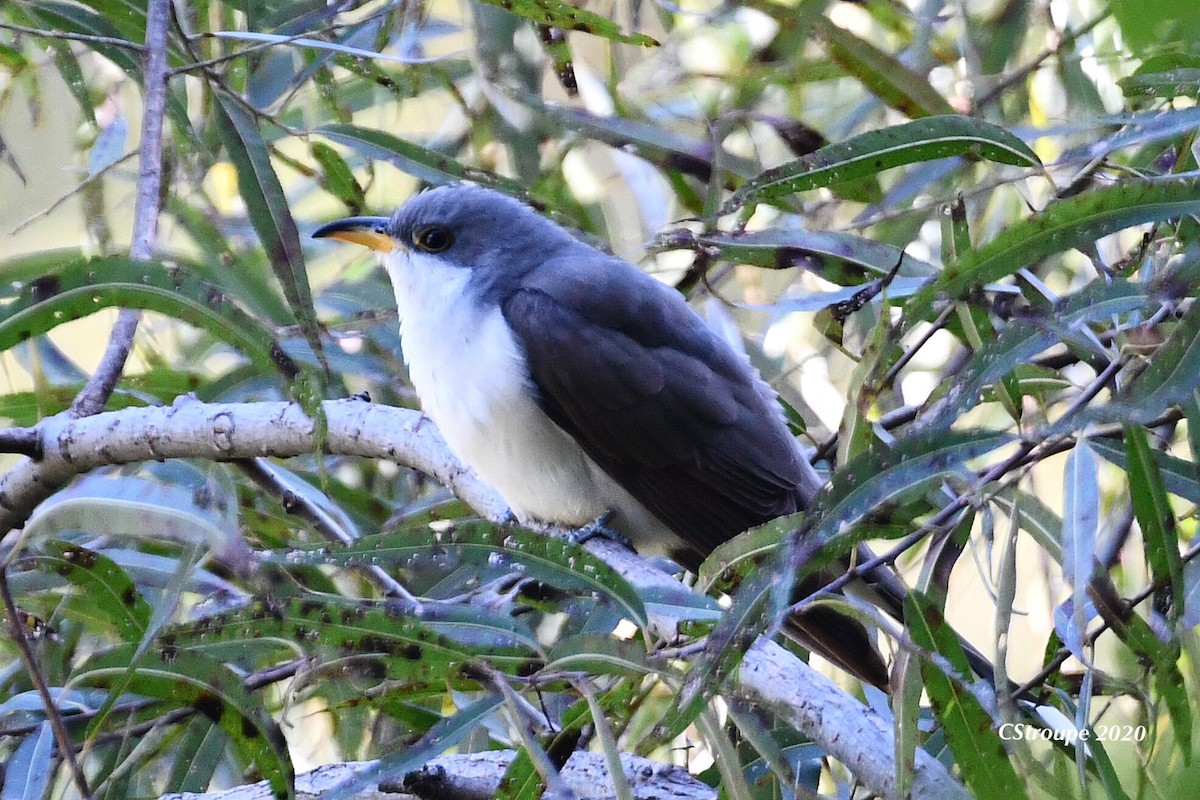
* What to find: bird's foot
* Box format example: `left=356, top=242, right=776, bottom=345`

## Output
left=567, top=509, right=635, bottom=551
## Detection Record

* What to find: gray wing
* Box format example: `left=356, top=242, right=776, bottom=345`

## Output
left=501, top=253, right=820, bottom=558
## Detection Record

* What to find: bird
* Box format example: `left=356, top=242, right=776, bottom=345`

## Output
left=313, top=183, right=891, bottom=688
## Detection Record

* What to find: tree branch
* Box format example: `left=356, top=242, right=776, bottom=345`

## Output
left=159, top=751, right=716, bottom=800
left=0, top=399, right=968, bottom=800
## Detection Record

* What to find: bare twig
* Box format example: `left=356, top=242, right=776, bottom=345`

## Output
left=70, top=0, right=171, bottom=418
left=0, top=21, right=144, bottom=51
left=0, top=571, right=92, bottom=797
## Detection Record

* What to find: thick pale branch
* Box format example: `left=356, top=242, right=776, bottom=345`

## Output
left=159, top=751, right=715, bottom=800
left=0, top=399, right=967, bottom=800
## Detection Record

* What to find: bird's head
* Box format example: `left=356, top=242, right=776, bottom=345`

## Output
left=313, top=184, right=580, bottom=300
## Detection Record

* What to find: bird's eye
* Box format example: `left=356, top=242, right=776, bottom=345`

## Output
left=412, top=225, right=453, bottom=253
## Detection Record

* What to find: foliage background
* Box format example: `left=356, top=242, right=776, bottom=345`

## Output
left=1, top=0, right=1200, bottom=798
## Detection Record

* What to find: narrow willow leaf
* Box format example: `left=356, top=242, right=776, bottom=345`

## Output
left=1124, top=425, right=1184, bottom=612
left=654, top=565, right=773, bottom=743
left=545, top=633, right=656, bottom=677
left=520, top=95, right=756, bottom=181
left=911, top=177, right=1200, bottom=320
left=473, top=0, right=657, bottom=46
left=1090, top=438, right=1200, bottom=505
left=1119, top=68, right=1200, bottom=100
left=0, top=255, right=301, bottom=379
left=215, top=96, right=326, bottom=373
left=905, top=591, right=1028, bottom=800
left=79, top=645, right=295, bottom=800
left=26, top=468, right=243, bottom=565
left=166, top=718, right=227, bottom=794
left=809, top=430, right=1012, bottom=545
left=26, top=542, right=151, bottom=642
left=311, top=141, right=366, bottom=211
left=3, top=721, right=53, bottom=800
left=720, top=115, right=1040, bottom=215
left=815, top=17, right=954, bottom=119
left=1061, top=440, right=1099, bottom=661
left=170, top=594, right=539, bottom=677
left=212, top=30, right=449, bottom=65
left=677, top=229, right=939, bottom=282
left=284, top=523, right=648, bottom=632
left=927, top=279, right=1148, bottom=427
left=317, top=124, right=529, bottom=195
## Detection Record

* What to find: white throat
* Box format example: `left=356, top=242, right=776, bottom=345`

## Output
left=379, top=249, right=669, bottom=544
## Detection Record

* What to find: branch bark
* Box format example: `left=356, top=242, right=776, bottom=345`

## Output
left=158, top=751, right=715, bottom=800
left=0, top=399, right=969, bottom=800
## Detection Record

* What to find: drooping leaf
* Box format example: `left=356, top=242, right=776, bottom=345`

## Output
left=2, top=721, right=54, bottom=800
left=905, top=590, right=1028, bottom=800
left=0, top=255, right=302, bottom=379
left=911, top=178, right=1200, bottom=321
left=24, top=541, right=151, bottom=642
left=215, top=95, right=327, bottom=374
left=815, top=16, right=955, bottom=119
left=720, top=116, right=1041, bottom=215
left=77, top=645, right=295, bottom=800
left=317, top=123, right=529, bottom=195
left=321, top=693, right=505, bottom=800
left=471, top=0, right=656, bottom=46
left=1124, top=425, right=1184, bottom=614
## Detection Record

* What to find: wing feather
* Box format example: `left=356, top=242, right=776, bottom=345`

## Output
left=502, top=254, right=818, bottom=557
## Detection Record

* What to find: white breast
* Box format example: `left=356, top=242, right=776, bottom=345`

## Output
left=382, top=250, right=664, bottom=538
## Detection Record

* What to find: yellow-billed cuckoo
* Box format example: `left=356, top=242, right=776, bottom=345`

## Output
left=313, top=183, right=891, bottom=688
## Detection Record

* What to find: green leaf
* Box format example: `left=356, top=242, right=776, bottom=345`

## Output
left=1119, top=68, right=1200, bottom=101
left=719, top=116, right=1040, bottom=215
left=0, top=255, right=301, bottom=380
left=215, top=95, right=327, bottom=374
left=666, top=229, right=938, bottom=286
left=1090, top=437, right=1200, bottom=506
left=472, top=0, right=657, bottom=46
left=809, top=430, right=1013, bottom=545
left=654, top=565, right=772, bottom=742
left=284, top=523, right=649, bottom=633
left=545, top=633, right=656, bottom=678
left=26, top=542, right=151, bottom=642
left=167, top=718, right=227, bottom=794
left=311, top=141, right=366, bottom=212
left=911, top=178, right=1200, bottom=320
left=927, top=279, right=1149, bottom=427
left=905, top=590, right=1028, bottom=800
left=170, top=593, right=540, bottom=678
left=317, top=124, right=530, bottom=195
left=1124, top=425, right=1184, bottom=614
left=78, top=645, right=295, bottom=800
left=814, top=17, right=955, bottom=119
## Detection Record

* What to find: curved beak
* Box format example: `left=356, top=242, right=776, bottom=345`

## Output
left=312, top=216, right=396, bottom=252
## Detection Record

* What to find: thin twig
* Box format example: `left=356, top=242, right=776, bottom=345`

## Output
left=0, top=571, right=92, bottom=797
left=0, top=21, right=144, bottom=51
left=70, top=0, right=172, bottom=417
